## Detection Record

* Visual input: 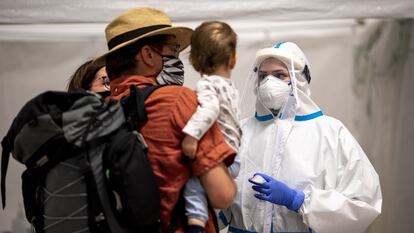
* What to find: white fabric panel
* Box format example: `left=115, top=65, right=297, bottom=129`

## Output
left=352, top=19, right=414, bottom=233
left=1, top=0, right=414, bottom=24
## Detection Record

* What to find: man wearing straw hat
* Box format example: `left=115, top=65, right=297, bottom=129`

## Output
left=96, top=7, right=237, bottom=233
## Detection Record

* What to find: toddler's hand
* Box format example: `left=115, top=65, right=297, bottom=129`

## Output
left=182, top=135, right=198, bottom=159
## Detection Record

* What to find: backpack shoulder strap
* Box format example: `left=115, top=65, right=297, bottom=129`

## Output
left=85, top=142, right=129, bottom=233
left=121, top=85, right=163, bottom=129
left=140, top=85, right=161, bottom=100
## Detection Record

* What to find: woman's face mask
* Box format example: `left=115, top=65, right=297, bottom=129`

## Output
left=257, top=75, right=291, bottom=112
left=96, top=90, right=111, bottom=98
left=155, top=55, right=185, bottom=86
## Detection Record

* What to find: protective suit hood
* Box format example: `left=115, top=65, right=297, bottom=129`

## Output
left=252, top=42, right=321, bottom=120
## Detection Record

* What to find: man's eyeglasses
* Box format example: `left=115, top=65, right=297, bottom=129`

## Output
left=150, top=42, right=181, bottom=58
left=164, top=42, right=180, bottom=57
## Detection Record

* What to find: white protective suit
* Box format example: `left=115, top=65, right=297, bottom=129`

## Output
left=220, top=42, right=382, bottom=233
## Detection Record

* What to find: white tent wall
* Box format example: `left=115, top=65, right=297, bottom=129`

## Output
left=352, top=19, right=414, bottom=233
left=0, top=3, right=413, bottom=232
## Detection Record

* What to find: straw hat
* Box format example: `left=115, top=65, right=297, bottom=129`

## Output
left=96, top=7, right=193, bottom=62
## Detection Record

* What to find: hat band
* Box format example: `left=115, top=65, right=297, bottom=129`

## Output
left=108, top=24, right=171, bottom=50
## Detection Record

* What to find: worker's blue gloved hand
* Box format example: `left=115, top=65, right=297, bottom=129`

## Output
left=249, top=173, right=304, bottom=212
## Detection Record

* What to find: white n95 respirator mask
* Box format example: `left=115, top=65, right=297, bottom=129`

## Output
left=257, top=75, right=291, bottom=111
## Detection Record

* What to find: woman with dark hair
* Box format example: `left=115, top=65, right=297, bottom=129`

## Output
left=67, top=59, right=110, bottom=96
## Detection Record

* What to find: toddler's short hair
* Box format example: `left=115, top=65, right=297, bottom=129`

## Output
left=190, top=21, right=237, bottom=75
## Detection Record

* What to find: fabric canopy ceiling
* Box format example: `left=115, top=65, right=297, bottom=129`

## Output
left=0, top=0, right=413, bottom=24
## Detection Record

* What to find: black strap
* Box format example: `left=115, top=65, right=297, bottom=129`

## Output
left=86, top=142, right=129, bottom=233
left=166, top=190, right=186, bottom=233
left=121, top=85, right=162, bottom=130
left=141, top=85, right=160, bottom=98
left=107, top=25, right=171, bottom=50
left=303, top=65, right=311, bottom=83
left=77, top=154, right=110, bottom=233
left=1, top=137, right=11, bottom=209
left=208, top=204, right=219, bottom=233
left=132, top=85, right=161, bottom=122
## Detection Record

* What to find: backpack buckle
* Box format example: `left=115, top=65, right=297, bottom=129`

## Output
left=95, top=212, right=106, bottom=223
left=35, top=155, right=49, bottom=167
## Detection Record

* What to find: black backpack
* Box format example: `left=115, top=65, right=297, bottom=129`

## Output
left=1, top=85, right=162, bottom=233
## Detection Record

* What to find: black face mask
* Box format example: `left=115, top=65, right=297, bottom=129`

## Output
left=155, top=56, right=185, bottom=85
left=96, top=91, right=111, bottom=98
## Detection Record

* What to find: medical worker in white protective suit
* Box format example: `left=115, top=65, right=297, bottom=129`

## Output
left=219, top=42, right=382, bottom=233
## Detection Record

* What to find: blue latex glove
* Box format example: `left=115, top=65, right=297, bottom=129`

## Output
left=249, top=173, right=305, bottom=212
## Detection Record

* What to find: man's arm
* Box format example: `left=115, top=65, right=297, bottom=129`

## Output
left=172, top=87, right=237, bottom=208
left=199, top=163, right=236, bottom=209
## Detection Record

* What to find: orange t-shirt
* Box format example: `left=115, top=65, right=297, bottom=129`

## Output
left=111, top=75, right=236, bottom=233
